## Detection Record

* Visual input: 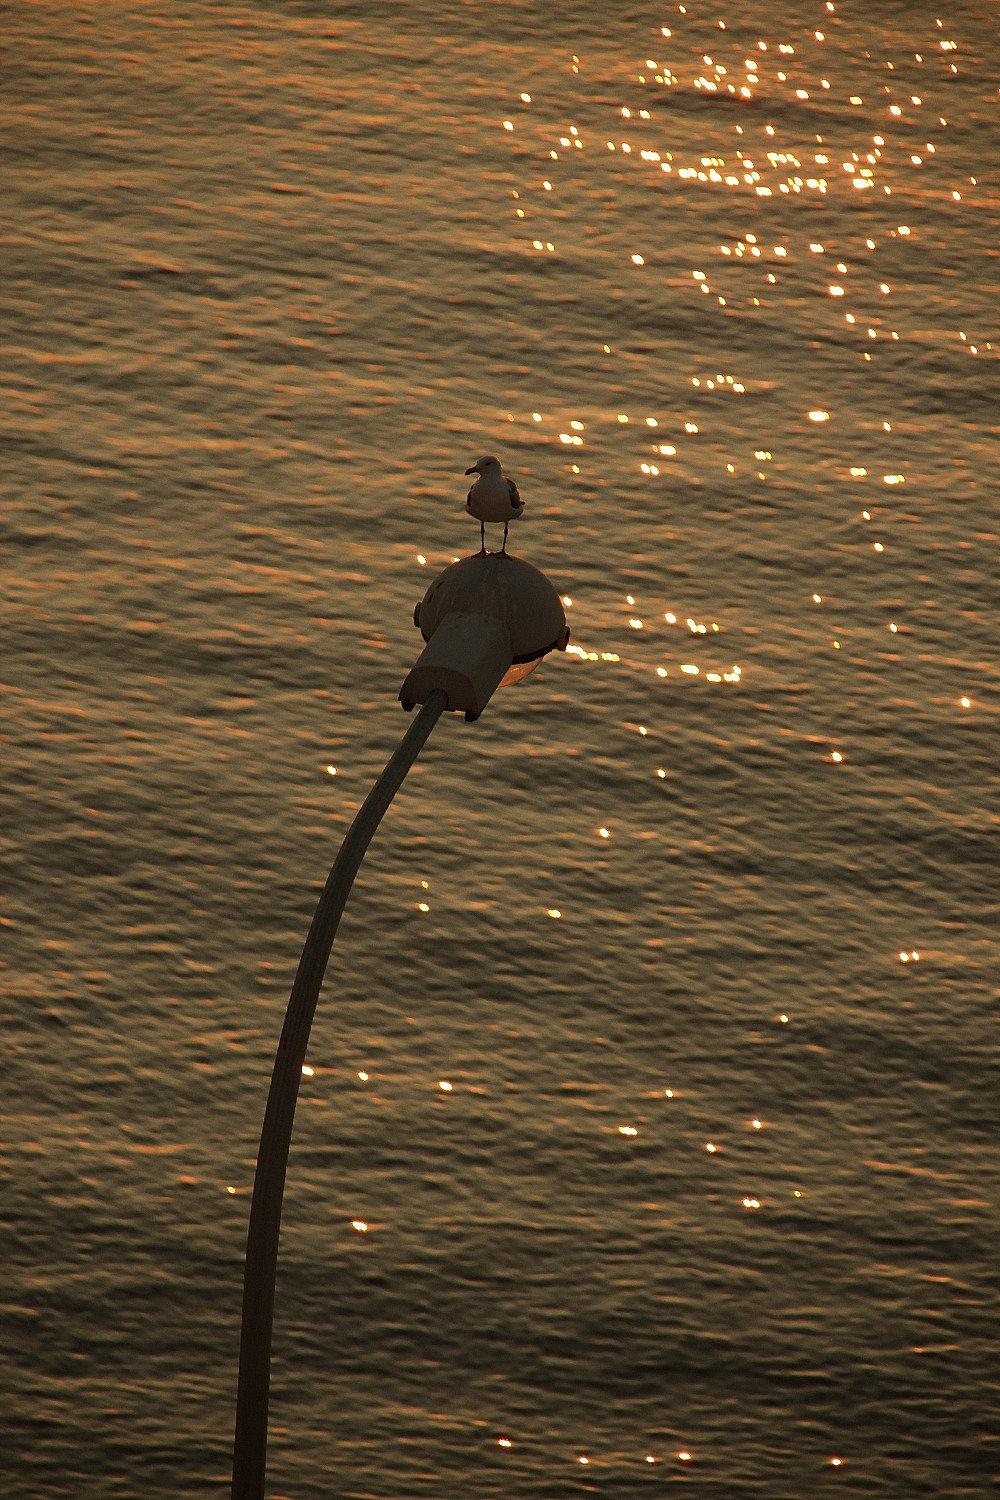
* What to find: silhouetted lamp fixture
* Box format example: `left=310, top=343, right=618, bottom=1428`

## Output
left=231, top=542, right=568, bottom=1499
left=403, top=550, right=570, bottom=716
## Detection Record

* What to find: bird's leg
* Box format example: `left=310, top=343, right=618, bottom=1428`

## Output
left=479, top=519, right=487, bottom=554
left=501, top=520, right=509, bottom=554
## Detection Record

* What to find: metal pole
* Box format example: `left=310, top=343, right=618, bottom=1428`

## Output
left=231, top=689, right=449, bottom=1500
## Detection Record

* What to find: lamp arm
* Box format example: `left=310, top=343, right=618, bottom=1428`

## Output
left=232, top=688, right=449, bottom=1500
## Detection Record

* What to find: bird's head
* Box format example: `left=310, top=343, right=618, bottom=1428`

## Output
left=465, top=455, right=501, bottom=476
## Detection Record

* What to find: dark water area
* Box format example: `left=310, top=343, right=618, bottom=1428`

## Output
left=3, top=1, right=999, bottom=1495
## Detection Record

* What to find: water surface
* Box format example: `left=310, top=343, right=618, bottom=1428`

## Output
left=3, top=2, right=999, bottom=1495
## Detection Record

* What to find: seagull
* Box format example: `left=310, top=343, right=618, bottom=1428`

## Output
left=465, top=455, right=524, bottom=553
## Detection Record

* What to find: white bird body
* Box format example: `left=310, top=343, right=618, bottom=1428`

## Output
left=465, top=455, right=524, bottom=524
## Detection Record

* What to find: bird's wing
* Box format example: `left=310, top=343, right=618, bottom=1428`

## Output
left=466, top=485, right=476, bottom=506
left=507, top=477, right=522, bottom=507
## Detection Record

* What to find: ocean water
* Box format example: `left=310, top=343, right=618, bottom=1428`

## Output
left=3, top=2, right=998, bottom=1495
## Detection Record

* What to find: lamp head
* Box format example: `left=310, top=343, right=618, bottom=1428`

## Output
left=400, top=552, right=569, bottom=720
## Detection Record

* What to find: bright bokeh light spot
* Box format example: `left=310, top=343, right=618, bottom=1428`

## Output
left=439, top=1080, right=453, bottom=1091
left=301, top=1065, right=314, bottom=1077
left=352, top=1220, right=368, bottom=1232
left=548, top=908, right=562, bottom=919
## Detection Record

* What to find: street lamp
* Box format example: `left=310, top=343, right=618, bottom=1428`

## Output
left=231, top=546, right=569, bottom=1499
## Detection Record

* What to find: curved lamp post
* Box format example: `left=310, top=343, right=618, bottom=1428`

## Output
left=231, top=548, right=569, bottom=1500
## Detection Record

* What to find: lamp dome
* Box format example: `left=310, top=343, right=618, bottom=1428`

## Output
left=415, top=553, right=568, bottom=664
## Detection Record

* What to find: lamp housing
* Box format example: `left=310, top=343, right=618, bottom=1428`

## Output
left=400, top=552, right=569, bottom=720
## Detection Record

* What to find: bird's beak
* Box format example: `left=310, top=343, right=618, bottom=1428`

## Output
left=465, top=465, right=479, bottom=475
